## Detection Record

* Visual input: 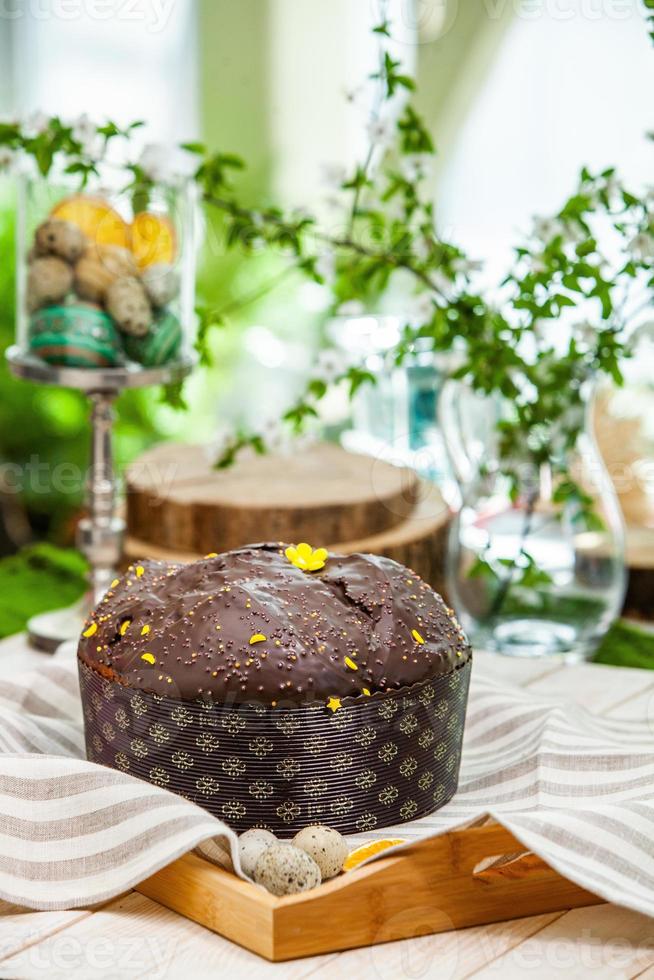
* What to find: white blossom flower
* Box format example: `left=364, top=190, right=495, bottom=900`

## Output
left=432, top=269, right=454, bottom=297
left=366, top=115, right=395, bottom=149
left=344, top=85, right=367, bottom=110
left=337, top=299, right=365, bottom=316
left=531, top=254, right=547, bottom=275
left=71, top=113, right=96, bottom=143
left=315, top=248, right=336, bottom=285
left=138, top=142, right=175, bottom=184
left=71, top=114, right=102, bottom=161
left=627, top=232, right=654, bottom=263
left=23, top=110, right=49, bottom=136
left=452, top=256, right=483, bottom=277
left=532, top=216, right=564, bottom=242
left=603, top=173, right=621, bottom=206
left=572, top=320, right=597, bottom=348
left=407, top=291, right=435, bottom=326
left=291, top=205, right=312, bottom=223
left=531, top=319, right=550, bottom=344
left=412, top=236, right=432, bottom=263
left=0, top=147, right=17, bottom=174
left=400, top=153, right=432, bottom=183
left=563, top=220, right=587, bottom=246
left=320, top=162, right=347, bottom=191
left=313, top=348, right=347, bottom=384
left=628, top=320, right=654, bottom=349
left=382, top=194, right=406, bottom=222
left=211, top=426, right=237, bottom=461
left=256, top=417, right=293, bottom=454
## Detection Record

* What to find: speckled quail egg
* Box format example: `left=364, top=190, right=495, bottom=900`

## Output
left=254, top=843, right=321, bottom=896
left=292, top=825, right=348, bottom=880
left=238, top=828, right=276, bottom=878
left=75, top=245, right=138, bottom=302
left=34, top=218, right=85, bottom=263
left=105, top=276, right=153, bottom=336
left=141, top=262, right=180, bottom=308
left=27, top=256, right=74, bottom=312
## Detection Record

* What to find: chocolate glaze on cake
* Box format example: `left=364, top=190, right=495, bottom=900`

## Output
left=78, top=543, right=471, bottom=704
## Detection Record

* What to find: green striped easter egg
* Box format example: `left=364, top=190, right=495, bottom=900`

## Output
left=29, top=302, right=123, bottom=368
left=122, top=309, right=183, bottom=367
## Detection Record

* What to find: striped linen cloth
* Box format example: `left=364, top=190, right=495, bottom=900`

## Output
left=0, top=640, right=652, bottom=915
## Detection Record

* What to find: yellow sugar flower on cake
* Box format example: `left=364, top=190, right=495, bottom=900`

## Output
left=285, top=542, right=328, bottom=572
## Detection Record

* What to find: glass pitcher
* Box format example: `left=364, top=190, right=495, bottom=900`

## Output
left=440, top=381, right=626, bottom=661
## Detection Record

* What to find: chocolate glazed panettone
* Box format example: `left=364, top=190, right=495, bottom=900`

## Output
left=78, top=543, right=472, bottom=835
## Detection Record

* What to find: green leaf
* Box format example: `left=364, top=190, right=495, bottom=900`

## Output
left=180, top=141, right=207, bottom=155
left=159, top=381, right=187, bottom=411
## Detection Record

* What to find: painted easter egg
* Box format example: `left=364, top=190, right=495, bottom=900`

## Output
left=28, top=301, right=123, bottom=368
left=122, top=309, right=182, bottom=366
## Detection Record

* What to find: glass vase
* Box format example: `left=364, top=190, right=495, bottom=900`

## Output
left=328, top=313, right=453, bottom=483
left=442, top=381, right=627, bottom=661
left=16, top=171, right=197, bottom=370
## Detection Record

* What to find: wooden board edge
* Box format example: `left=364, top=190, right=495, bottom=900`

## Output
left=135, top=824, right=603, bottom=962
left=135, top=851, right=277, bottom=961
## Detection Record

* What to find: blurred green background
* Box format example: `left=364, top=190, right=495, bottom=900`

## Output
left=0, top=1, right=652, bottom=666
left=0, top=0, right=652, bottom=548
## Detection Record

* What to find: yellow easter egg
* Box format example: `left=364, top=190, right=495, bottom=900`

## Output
left=131, top=211, right=176, bottom=268
left=50, top=195, right=130, bottom=250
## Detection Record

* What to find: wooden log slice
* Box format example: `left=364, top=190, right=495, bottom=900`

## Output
left=126, top=442, right=419, bottom=555
left=124, top=477, right=452, bottom=596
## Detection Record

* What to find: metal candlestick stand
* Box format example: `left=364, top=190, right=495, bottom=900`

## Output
left=6, top=345, right=195, bottom=650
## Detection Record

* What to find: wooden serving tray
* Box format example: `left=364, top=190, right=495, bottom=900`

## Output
left=136, top=820, right=602, bottom=962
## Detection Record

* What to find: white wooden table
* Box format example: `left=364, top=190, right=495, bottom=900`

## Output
left=0, top=639, right=652, bottom=979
